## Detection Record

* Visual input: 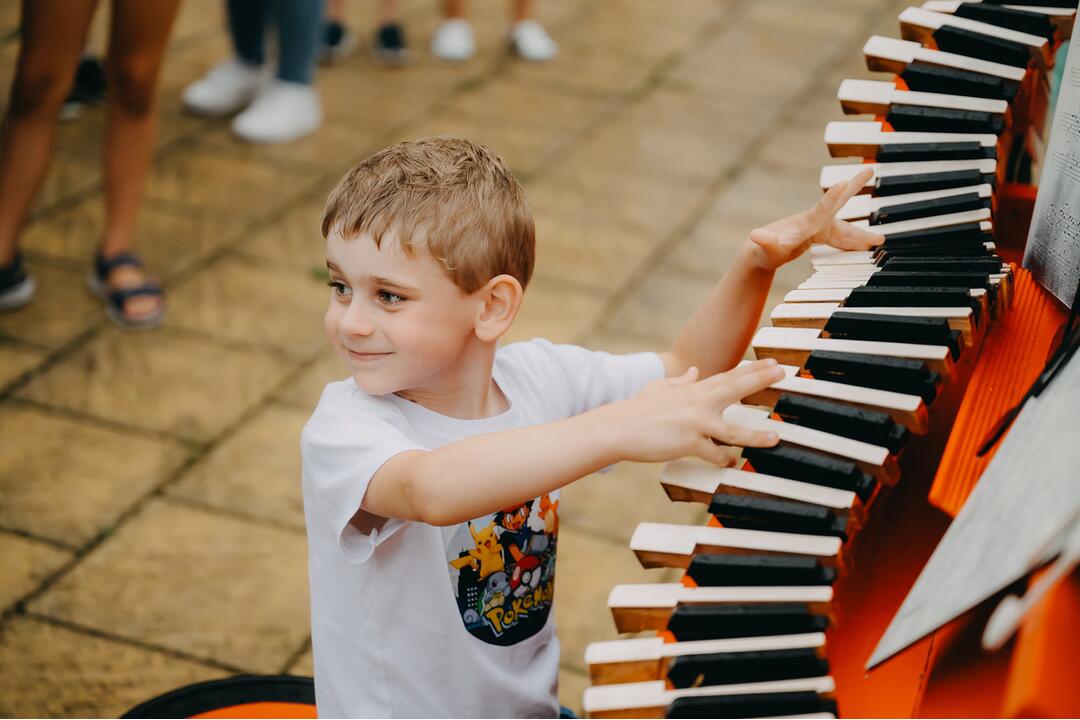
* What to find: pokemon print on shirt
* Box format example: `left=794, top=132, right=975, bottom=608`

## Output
left=446, top=491, right=559, bottom=646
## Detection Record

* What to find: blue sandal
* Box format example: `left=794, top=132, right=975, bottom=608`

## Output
left=87, top=251, right=165, bottom=330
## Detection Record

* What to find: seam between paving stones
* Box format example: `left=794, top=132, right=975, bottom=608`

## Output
left=581, top=0, right=903, bottom=343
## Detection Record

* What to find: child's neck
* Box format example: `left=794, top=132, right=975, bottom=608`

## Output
left=394, top=341, right=508, bottom=420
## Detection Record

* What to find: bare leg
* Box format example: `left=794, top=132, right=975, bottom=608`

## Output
left=99, top=0, right=181, bottom=320
left=0, top=0, right=99, bottom=265
left=511, top=0, right=532, bottom=23
left=379, top=0, right=399, bottom=23
left=444, top=0, right=466, bottom=20
left=326, top=0, right=345, bottom=22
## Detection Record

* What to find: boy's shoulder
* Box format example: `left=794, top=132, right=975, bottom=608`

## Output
left=303, top=378, right=408, bottom=441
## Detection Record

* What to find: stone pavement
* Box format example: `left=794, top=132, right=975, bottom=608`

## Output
left=0, top=0, right=907, bottom=715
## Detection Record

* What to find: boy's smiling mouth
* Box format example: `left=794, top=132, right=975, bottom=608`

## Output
left=346, top=349, right=393, bottom=362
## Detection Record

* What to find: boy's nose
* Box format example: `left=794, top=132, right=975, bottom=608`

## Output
left=340, top=301, right=376, bottom=337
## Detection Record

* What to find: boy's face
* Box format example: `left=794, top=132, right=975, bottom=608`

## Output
left=324, top=228, right=480, bottom=396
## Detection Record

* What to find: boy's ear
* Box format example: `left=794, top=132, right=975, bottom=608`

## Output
left=474, top=274, right=523, bottom=342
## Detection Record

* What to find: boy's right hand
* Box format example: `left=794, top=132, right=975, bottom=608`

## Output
left=611, top=359, right=785, bottom=466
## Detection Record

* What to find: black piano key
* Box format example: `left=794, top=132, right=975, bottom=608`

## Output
left=880, top=221, right=992, bottom=245
left=666, top=692, right=838, bottom=719
left=875, top=168, right=993, bottom=196
left=954, top=3, right=1055, bottom=41
left=983, top=0, right=1075, bottom=6
left=866, top=271, right=991, bottom=290
left=932, top=24, right=1031, bottom=68
left=882, top=256, right=1004, bottom=274
left=666, top=648, right=830, bottom=689
left=869, top=192, right=987, bottom=225
left=804, top=350, right=940, bottom=402
left=774, top=392, right=911, bottom=452
left=900, top=61, right=1018, bottom=102
left=875, top=140, right=995, bottom=162
left=708, top=493, right=848, bottom=539
left=743, top=444, right=877, bottom=501
left=885, top=104, right=1004, bottom=135
left=666, top=604, right=829, bottom=641
left=844, top=286, right=979, bottom=314
left=877, top=243, right=994, bottom=262
left=825, top=311, right=962, bottom=360
left=687, top=554, right=837, bottom=587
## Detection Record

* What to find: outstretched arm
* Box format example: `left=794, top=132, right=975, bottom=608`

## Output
left=661, top=168, right=880, bottom=379
left=361, top=361, right=785, bottom=526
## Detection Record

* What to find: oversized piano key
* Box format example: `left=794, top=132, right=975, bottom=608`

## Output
left=853, top=207, right=992, bottom=236
left=741, top=444, right=878, bottom=500
left=821, top=311, right=963, bottom=358
left=629, top=522, right=843, bottom=570
left=664, top=603, right=830, bottom=642
left=898, top=7, right=1052, bottom=67
left=708, top=494, right=850, bottom=539
left=687, top=554, right=838, bottom=588
left=803, top=350, right=941, bottom=402
left=820, top=158, right=997, bottom=193
left=660, top=459, right=865, bottom=524
left=737, top=358, right=929, bottom=432
left=922, top=1, right=1074, bottom=39
left=583, top=677, right=837, bottom=719
left=585, top=633, right=828, bottom=686
left=837, top=183, right=993, bottom=222
left=837, top=79, right=1009, bottom=133
left=608, top=582, right=835, bottom=633
left=774, top=394, right=911, bottom=453
left=863, top=35, right=1026, bottom=99
left=723, top=403, right=897, bottom=483
left=752, top=326, right=955, bottom=378
left=825, top=121, right=999, bottom=160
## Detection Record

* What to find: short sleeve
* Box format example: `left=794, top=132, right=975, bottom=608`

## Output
left=300, top=383, right=424, bottom=563
left=511, top=339, right=665, bottom=419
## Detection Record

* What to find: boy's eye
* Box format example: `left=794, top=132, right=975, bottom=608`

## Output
left=327, top=280, right=351, bottom=298
left=377, top=290, right=406, bottom=306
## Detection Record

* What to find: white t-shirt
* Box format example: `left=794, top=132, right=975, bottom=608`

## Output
left=300, top=338, right=664, bottom=718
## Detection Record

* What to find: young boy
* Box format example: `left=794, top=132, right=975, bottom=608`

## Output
left=301, top=137, right=876, bottom=717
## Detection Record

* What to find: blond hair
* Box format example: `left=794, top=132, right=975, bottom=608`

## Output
left=321, top=137, right=535, bottom=294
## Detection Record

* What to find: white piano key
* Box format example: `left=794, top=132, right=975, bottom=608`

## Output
left=784, top=286, right=985, bottom=303
left=752, top=326, right=953, bottom=378
left=584, top=632, right=827, bottom=668
left=863, top=34, right=1027, bottom=81
left=920, top=1, right=1074, bottom=37
left=838, top=78, right=1009, bottom=115
left=583, top=677, right=837, bottom=715
left=608, top=581, right=836, bottom=609
left=825, top=121, right=999, bottom=158
left=837, top=183, right=993, bottom=221
left=898, top=7, right=1051, bottom=67
left=821, top=158, right=997, bottom=190
left=661, top=458, right=858, bottom=511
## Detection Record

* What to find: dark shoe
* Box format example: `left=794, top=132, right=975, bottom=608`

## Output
left=318, top=21, right=358, bottom=65
left=60, top=55, right=107, bottom=121
left=0, top=252, right=35, bottom=311
left=373, top=22, right=410, bottom=66
left=87, top=251, right=165, bottom=330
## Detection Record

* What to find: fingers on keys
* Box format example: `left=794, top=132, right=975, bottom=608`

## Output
left=829, top=218, right=884, bottom=250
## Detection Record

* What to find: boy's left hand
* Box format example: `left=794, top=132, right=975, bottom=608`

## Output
left=748, top=167, right=881, bottom=270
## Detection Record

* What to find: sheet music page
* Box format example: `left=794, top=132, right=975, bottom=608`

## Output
left=1024, top=36, right=1080, bottom=309
left=869, top=348, right=1080, bottom=669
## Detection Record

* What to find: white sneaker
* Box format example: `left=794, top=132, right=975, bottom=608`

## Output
left=431, top=19, right=475, bottom=61
left=231, top=80, right=323, bottom=144
left=509, top=20, right=558, bottom=62
left=182, top=58, right=267, bottom=117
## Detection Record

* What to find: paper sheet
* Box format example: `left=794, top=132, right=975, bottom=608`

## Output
left=1024, top=37, right=1080, bottom=310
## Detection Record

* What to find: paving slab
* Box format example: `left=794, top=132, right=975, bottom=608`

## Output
left=532, top=207, right=657, bottom=292
left=0, top=344, right=44, bottom=389
left=167, top=404, right=309, bottom=530
left=0, top=532, right=72, bottom=612
left=30, top=498, right=310, bottom=673
left=234, top=197, right=328, bottom=273
left=602, top=264, right=718, bottom=344
left=503, top=276, right=608, bottom=345
left=14, top=328, right=294, bottom=442
left=274, top=345, right=347, bottom=412
left=164, top=254, right=329, bottom=359
left=558, top=665, right=590, bottom=717
left=560, top=461, right=708, bottom=545
left=0, top=262, right=101, bottom=349
left=0, top=403, right=188, bottom=546
left=21, top=195, right=247, bottom=280
left=0, top=616, right=221, bottom=719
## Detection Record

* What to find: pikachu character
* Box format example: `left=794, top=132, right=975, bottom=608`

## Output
left=538, top=494, right=559, bottom=536
left=449, top=520, right=506, bottom=580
